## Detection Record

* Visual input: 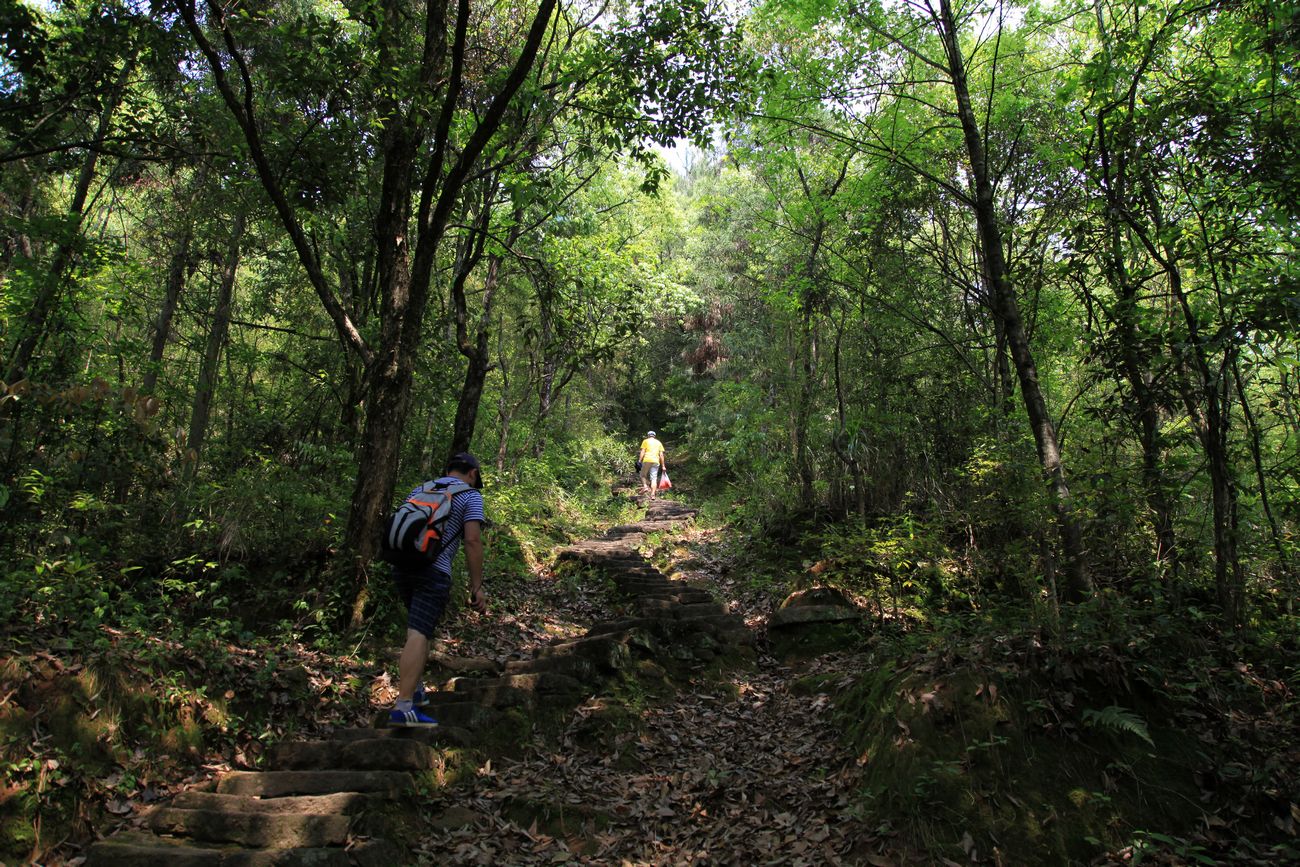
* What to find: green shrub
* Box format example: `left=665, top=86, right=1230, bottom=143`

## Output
left=812, top=514, right=959, bottom=616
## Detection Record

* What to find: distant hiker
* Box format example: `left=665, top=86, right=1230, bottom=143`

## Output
left=387, top=452, right=487, bottom=727
left=638, top=430, right=666, bottom=500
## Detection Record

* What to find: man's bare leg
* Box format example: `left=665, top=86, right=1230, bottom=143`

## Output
left=397, top=628, right=429, bottom=700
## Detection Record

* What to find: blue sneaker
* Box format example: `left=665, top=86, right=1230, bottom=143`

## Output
left=389, top=706, right=438, bottom=727
left=412, top=684, right=431, bottom=707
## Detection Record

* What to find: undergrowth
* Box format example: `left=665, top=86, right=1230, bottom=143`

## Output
left=830, top=604, right=1300, bottom=865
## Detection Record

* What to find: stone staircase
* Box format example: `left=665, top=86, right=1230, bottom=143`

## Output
left=88, top=498, right=750, bottom=865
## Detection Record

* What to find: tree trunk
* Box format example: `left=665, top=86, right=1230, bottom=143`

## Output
left=142, top=227, right=194, bottom=396
left=794, top=308, right=817, bottom=506
left=1129, top=170, right=1241, bottom=623
left=449, top=208, right=518, bottom=455
left=335, top=249, right=368, bottom=447
left=345, top=361, right=413, bottom=628
left=184, top=209, right=246, bottom=478
left=450, top=323, right=492, bottom=454
left=831, top=315, right=867, bottom=519
left=7, top=57, right=134, bottom=384
left=143, top=170, right=207, bottom=395
left=1232, top=357, right=1292, bottom=608
left=1091, top=79, right=1180, bottom=579
left=936, top=0, right=1090, bottom=599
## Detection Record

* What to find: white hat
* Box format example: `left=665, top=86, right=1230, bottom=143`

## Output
left=647, top=430, right=656, bottom=437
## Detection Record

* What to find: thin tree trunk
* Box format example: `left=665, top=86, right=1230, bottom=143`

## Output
left=1091, top=74, right=1180, bottom=580
left=143, top=170, right=207, bottom=395
left=831, top=314, right=867, bottom=519
left=1232, top=357, right=1292, bottom=607
left=494, top=320, right=524, bottom=473
left=7, top=57, right=134, bottom=384
left=794, top=308, right=817, bottom=506
left=1129, top=172, right=1241, bottom=623
left=334, top=250, right=367, bottom=447
left=1110, top=230, right=1179, bottom=576
left=936, top=0, right=1090, bottom=599
left=185, top=210, right=246, bottom=478
left=449, top=206, right=518, bottom=454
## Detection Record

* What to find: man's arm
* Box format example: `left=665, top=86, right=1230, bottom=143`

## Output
left=463, top=520, right=486, bottom=612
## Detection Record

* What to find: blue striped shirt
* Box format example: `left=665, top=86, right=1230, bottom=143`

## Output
left=407, top=477, right=485, bottom=576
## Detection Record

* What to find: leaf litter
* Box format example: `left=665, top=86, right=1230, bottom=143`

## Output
left=413, top=523, right=901, bottom=865
left=419, top=658, right=889, bottom=864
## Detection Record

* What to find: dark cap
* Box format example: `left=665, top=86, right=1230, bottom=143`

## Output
left=445, top=452, right=483, bottom=488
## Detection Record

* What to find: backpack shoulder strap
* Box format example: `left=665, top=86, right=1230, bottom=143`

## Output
left=406, top=479, right=473, bottom=506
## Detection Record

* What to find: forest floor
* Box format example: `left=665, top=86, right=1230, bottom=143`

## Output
left=5, top=500, right=903, bottom=865
left=6, top=492, right=1300, bottom=864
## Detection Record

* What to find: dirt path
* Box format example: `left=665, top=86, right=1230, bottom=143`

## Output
left=411, top=498, right=888, bottom=865
left=419, top=653, right=883, bottom=865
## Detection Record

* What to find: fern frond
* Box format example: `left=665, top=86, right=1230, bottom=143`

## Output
left=1082, top=705, right=1155, bottom=747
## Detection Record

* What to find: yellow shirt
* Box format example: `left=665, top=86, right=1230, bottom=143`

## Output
left=639, top=437, right=664, bottom=465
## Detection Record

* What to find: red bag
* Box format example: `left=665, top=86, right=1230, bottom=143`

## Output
left=658, top=471, right=672, bottom=490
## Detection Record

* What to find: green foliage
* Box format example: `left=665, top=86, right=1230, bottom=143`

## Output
left=1081, top=705, right=1154, bottom=748
left=489, top=431, right=641, bottom=560
left=813, top=515, right=958, bottom=614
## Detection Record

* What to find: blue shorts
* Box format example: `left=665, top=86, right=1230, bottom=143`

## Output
left=393, top=564, right=452, bottom=638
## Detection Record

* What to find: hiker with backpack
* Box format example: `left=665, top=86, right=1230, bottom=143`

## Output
left=637, top=430, right=667, bottom=500
left=383, top=452, right=487, bottom=727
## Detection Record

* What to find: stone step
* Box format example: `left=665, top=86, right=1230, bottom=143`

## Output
left=444, top=672, right=586, bottom=696
left=269, top=738, right=439, bottom=772
left=609, top=568, right=664, bottom=579
left=370, top=702, right=509, bottom=731
left=421, top=685, right=533, bottom=709
left=637, top=600, right=733, bottom=621
left=87, top=831, right=349, bottom=866
left=326, top=724, right=473, bottom=748
left=645, top=503, right=698, bottom=519
left=717, top=625, right=756, bottom=645
left=602, top=570, right=658, bottom=580
left=583, top=617, right=663, bottom=638
left=613, top=577, right=672, bottom=588
left=668, top=612, right=746, bottom=632
left=636, top=598, right=685, bottom=615
left=172, top=791, right=372, bottom=815
left=216, top=770, right=412, bottom=798
left=327, top=726, right=473, bottom=748
left=426, top=651, right=503, bottom=675
left=612, top=585, right=676, bottom=597
left=625, top=592, right=679, bottom=603
left=555, top=545, right=640, bottom=564
left=675, top=601, right=730, bottom=619
left=601, top=526, right=652, bottom=539
left=503, top=655, right=598, bottom=680
left=609, top=520, right=680, bottom=534
left=148, top=807, right=350, bottom=848
left=535, top=634, right=633, bottom=671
